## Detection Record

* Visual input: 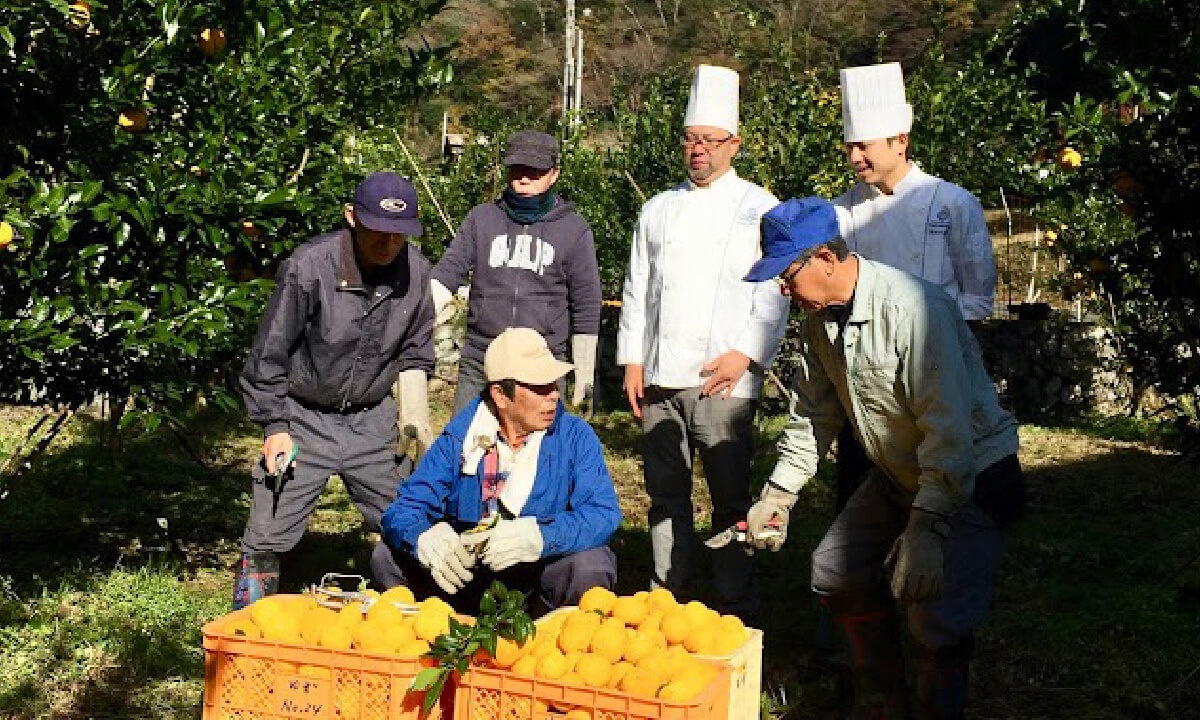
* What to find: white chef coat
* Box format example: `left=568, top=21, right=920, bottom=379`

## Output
left=833, top=164, right=997, bottom=321
left=617, top=169, right=788, bottom=399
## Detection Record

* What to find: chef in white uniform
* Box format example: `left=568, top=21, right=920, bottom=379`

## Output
left=834, top=62, right=997, bottom=324
left=617, top=65, right=789, bottom=619
left=828, top=62, right=1001, bottom=512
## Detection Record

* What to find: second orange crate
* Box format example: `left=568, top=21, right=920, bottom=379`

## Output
left=452, top=663, right=731, bottom=720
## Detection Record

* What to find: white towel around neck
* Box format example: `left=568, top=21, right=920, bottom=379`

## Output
left=460, top=402, right=543, bottom=517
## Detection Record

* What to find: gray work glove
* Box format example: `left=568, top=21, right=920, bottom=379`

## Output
left=396, top=369, right=434, bottom=464
left=416, top=522, right=475, bottom=594
left=430, top=278, right=457, bottom=326
left=570, top=334, right=598, bottom=414
left=746, top=483, right=799, bottom=552
left=886, top=508, right=951, bottom=603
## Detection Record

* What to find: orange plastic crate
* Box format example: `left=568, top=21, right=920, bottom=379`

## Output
left=201, top=603, right=451, bottom=720
left=452, top=663, right=730, bottom=720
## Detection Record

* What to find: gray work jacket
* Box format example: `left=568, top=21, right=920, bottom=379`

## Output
left=768, top=256, right=1018, bottom=516
left=240, top=230, right=435, bottom=437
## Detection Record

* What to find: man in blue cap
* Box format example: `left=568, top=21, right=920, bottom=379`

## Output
left=233, top=171, right=436, bottom=608
left=743, top=198, right=1024, bottom=719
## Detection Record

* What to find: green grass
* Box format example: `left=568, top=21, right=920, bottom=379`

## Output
left=1, top=407, right=1198, bottom=719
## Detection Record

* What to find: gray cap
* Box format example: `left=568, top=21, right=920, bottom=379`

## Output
left=503, top=130, right=560, bottom=170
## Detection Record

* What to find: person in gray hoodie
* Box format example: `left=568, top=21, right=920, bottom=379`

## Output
left=430, top=130, right=602, bottom=413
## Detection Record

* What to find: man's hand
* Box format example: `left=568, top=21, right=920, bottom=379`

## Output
left=623, top=364, right=645, bottom=419
left=482, top=517, right=543, bottom=571
left=746, top=483, right=799, bottom=552
left=886, top=509, right=949, bottom=603
left=261, top=432, right=295, bottom=474
left=700, top=350, right=751, bottom=398
left=416, top=522, right=475, bottom=594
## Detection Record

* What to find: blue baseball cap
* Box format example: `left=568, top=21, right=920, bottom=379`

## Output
left=744, top=197, right=841, bottom=282
left=353, top=172, right=424, bottom=236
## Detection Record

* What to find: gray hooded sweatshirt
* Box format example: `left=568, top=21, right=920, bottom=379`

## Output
left=431, top=196, right=602, bottom=361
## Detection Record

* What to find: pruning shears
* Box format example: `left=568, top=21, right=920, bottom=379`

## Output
left=704, top=519, right=782, bottom=549
left=260, top=446, right=297, bottom=517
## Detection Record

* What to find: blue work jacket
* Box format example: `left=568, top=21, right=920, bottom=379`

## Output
left=380, top=397, right=621, bottom=559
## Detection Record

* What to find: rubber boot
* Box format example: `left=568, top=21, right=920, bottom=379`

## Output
left=232, top=551, right=280, bottom=610
left=913, top=636, right=974, bottom=720
left=834, top=608, right=908, bottom=720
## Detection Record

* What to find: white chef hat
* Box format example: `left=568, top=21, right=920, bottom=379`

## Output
left=683, top=65, right=739, bottom=135
left=840, top=62, right=914, bottom=143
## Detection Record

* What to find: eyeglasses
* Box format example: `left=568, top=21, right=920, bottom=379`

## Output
left=777, top=262, right=805, bottom=286
left=680, top=133, right=734, bottom=150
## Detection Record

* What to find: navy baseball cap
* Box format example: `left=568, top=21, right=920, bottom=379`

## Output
left=353, top=172, right=424, bottom=236
left=744, top=197, right=841, bottom=282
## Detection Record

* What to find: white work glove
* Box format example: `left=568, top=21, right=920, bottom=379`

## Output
left=570, top=334, right=598, bottom=412
left=416, top=522, right=475, bottom=594
left=430, top=278, right=457, bottom=326
left=482, top=517, right=543, bottom=571
left=396, top=369, right=434, bottom=464
left=886, top=509, right=949, bottom=603
left=746, top=483, right=799, bottom=552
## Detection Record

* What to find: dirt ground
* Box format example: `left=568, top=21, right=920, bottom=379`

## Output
left=1, top=402, right=1197, bottom=719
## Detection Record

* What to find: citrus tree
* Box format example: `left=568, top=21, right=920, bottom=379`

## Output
left=0, top=0, right=451, bottom=433
left=993, top=0, right=1200, bottom=413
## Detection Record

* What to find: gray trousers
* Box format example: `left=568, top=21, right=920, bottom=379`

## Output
left=811, top=470, right=1005, bottom=650
left=454, top=353, right=568, bottom=414
left=242, top=395, right=403, bottom=553
left=641, top=386, right=759, bottom=617
left=371, top=542, right=617, bottom=618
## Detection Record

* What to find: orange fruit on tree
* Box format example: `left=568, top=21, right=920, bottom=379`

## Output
left=198, top=28, right=227, bottom=57
left=0, top=222, right=13, bottom=247
left=68, top=2, right=91, bottom=29
left=117, top=108, right=148, bottom=133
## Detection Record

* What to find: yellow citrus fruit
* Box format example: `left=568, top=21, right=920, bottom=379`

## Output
left=319, top=622, right=353, bottom=651
left=608, top=661, right=635, bottom=689
left=681, top=601, right=710, bottom=625
left=355, top=620, right=399, bottom=654
left=379, top=586, right=417, bottom=606
left=590, top=623, right=627, bottom=663
left=640, top=611, right=664, bottom=634
left=579, top=586, right=617, bottom=615
left=414, top=610, right=450, bottom=642
left=1058, top=147, right=1083, bottom=169
left=68, top=2, right=90, bottom=28
left=566, top=609, right=602, bottom=631
left=117, top=108, right=148, bottom=133
left=0, top=222, right=13, bottom=247
left=576, top=654, right=611, bottom=688
left=298, top=606, right=339, bottom=646
left=647, top=587, right=677, bottom=611
left=611, top=596, right=648, bottom=626
left=658, top=674, right=706, bottom=702
left=564, top=650, right=584, bottom=671
left=337, top=602, right=366, bottom=627
left=712, top=615, right=747, bottom=655
left=536, top=649, right=568, bottom=680
left=366, top=599, right=406, bottom=626
left=623, top=630, right=659, bottom=664
left=621, top=668, right=664, bottom=698
left=565, top=710, right=593, bottom=720
left=661, top=607, right=692, bottom=645
left=197, top=27, right=227, bottom=57
left=511, top=654, right=539, bottom=677
left=558, top=622, right=594, bottom=654
left=490, top=636, right=527, bottom=668
left=684, top=625, right=718, bottom=655
left=221, top=615, right=261, bottom=639
left=561, top=670, right=584, bottom=685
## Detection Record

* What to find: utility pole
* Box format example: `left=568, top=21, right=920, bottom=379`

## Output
left=562, top=1, right=586, bottom=135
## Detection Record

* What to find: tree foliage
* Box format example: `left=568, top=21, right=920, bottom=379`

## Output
left=0, top=0, right=451, bottom=416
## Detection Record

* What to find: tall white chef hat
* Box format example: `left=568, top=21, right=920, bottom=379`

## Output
left=840, top=62, right=913, bottom=143
left=683, top=65, right=739, bottom=135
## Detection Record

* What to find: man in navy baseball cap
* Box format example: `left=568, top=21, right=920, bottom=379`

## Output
left=233, top=170, right=437, bottom=610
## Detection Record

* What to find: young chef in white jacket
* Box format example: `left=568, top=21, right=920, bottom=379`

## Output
left=616, top=65, right=789, bottom=619
left=829, top=63, right=1001, bottom=512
